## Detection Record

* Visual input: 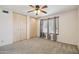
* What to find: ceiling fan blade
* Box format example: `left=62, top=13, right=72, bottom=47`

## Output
left=27, top=10, right=34, bottom=13
left=40, top=9, right=47, bottom=14
left=41, top=5, right=47, bottom=9
left=29, top=5, right=34, bottom=8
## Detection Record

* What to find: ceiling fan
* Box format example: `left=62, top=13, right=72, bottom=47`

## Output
left=27, top=5, right=47, bottom=15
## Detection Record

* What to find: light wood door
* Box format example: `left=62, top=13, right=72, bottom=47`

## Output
left=30, top=18, right=37, bottom=38
left=13, top=12, right=27, bottom=42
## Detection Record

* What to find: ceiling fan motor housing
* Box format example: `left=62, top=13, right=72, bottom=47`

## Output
left=35, top=5, right=40, bottom=10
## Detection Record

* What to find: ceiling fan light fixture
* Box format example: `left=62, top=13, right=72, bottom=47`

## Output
left=35, top=10, right=40, bottom=15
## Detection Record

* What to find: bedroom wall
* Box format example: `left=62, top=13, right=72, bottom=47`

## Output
left=0, top=10, right=38, bottom=46
left=57, top=9, right=78, bottom=45
left=37, top=19, right=40, bottom=37
left=0, top=7, right=39, bottom=46
left=0, top=8, right=13, bottom=46
left=77, top=8, right=79, bottom=49
left=39, top=9, right=78, bottom=46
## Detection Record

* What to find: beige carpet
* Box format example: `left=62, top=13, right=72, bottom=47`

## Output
left=0, top=38, right=79, bottom=54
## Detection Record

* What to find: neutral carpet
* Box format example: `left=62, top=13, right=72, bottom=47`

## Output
left=0, top=38, right=79, bottom=54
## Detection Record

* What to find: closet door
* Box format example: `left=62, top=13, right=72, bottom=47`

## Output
left=13, top=12, right=27, bottom=42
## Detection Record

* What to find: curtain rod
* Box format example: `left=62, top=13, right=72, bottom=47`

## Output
left=41, top=16, right=59, bottom=20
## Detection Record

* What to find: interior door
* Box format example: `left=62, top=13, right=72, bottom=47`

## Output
left=30, top=17, right=37, bottom=38
left=13, top=12, right=27, bottom=42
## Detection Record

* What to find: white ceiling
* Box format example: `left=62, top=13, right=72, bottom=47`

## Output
left=0, top=5, right=79, bottom=18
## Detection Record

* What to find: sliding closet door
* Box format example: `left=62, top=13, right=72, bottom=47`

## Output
left=30, top=17, right=37, bottom=38
left=13, top=12, right=27, bottom=42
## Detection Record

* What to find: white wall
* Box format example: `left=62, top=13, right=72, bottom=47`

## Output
left=0, top=7, right=38, bottom=47
left=56, top=9, right=78, bottom=45
left=0, top=8, right=13, bottom=46
left=37, top=20, right=40, bottom=37
left=77, top=8, right=79, bottom=49
left=39, top=9, right=79, bottom=46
